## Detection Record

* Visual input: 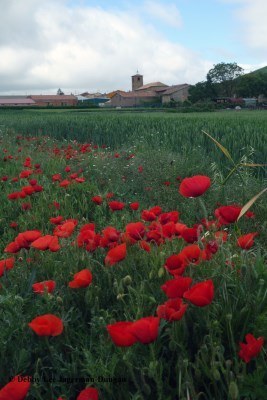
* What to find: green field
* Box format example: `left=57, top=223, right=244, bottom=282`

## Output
left=0, top=109, right=266, bottom=400
left=1, top=109, right=267, bottom=164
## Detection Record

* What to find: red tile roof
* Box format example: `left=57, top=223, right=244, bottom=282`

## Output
left=162, top=84, right=190, bottom=95
left=0, top=98, right=36, bottom=105
left=116, top=91, right=157, bottom=98
left=30, top=95, right=77, bottom=100
left=135, top=82, right=167, bottom=90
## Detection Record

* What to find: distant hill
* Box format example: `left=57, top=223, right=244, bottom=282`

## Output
left=247, top=66, right=267, bottom=75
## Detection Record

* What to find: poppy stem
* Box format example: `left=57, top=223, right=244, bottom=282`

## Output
left=150, top=344, right=163, bottom=398
left=198, top=197, right=208, bottom=221
left=44, top=337, right=53, bottom=359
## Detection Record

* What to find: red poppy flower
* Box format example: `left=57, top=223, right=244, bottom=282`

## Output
left=0, top=257, right=15, bottom=277
left=162, top=222, right=176, bottom=239
left=130, top=202, right=139, bottom=211
left=77, top=387, right=99, bottom=400
left=183, top=279, right=214, bottom=307
left=7, top=191, right=25, bottom=200
left=19, top=170, right=33, bottom=179
left=53, top=201, right=60, bottom=209
left=107, top=321, right=137, bottom=347
left=21, top=185, right=35, bottom=196
left=69, top=269, right=93, bottom=288
left=10, top=222, right=18, bottom=229
left=21, top=202, right=31, bottom=211
left=92, top=196, right=103, bottom=205
left=50, top=216, right=64, bottom=225
left=179, top=175, right=211, bottom=197
left=108, top=201, right=125, bottom=211
left=179, top=244, right=202, bottom=267
left=54, top=221, right=76, bottom=238
left=146, top=230, right=163, bottom=245
left=101, top=226, right=120, bottom=244
left=0, top=375, right=31, bottom=400
left=139, top=240, right=151, bottom=252
left=59, top=179, right=71, bottom=188
left=126, top=222, right=146, bottom=241
left=164, top=254, right=186, bottom=277
left=237, top=233, right=258, bottom=250
left=28, top=314, right=63, bottom=336
left=32, top=184, right=43, bottom=192
left=29, top=179, right=37, bottom=186
left=214, top=231, right=228, bottom=243
left=141, top=210, right=157, bottom=221
left=149, top=206, right=162, bottom=216
left=130, top=316, right=160, bottom=344
left=4, top=241, right=21, bottom=254
left=75, top=177, right=85, bottom=183
left=175, top=223, right=187, bottom=236
left=105, top=243, right=127, bottom=266
left=180, top=227, right=201, bottom=243
left=238, top=334, right=264, bottom=363
left=158, top=211, right=179, bottom=225
left=19, top=230, right=42, bottom=244
left=202, top=240, right=219, bottom=260
left=245, top=210, right=255, bottom=219
left=77, top=225, right=100, bottom=252
left=214, top=205, right=242, bottom=225
left=52, top=173, right=62, bottom=182
left=32, top=280, right=56, bottom=295
left=157, top=298, right=188, bottom=321
left=31, top=235, right=60, bottom=252
left=161, top=277, right=193, bottom=298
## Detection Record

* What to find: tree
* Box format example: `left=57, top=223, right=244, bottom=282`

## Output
left=207, top=62, right=244, bottom=97
left=236, top=73, right=267, bottom=98
left=188, top=80, right=218, bottom=103
left=57, top=88, right=64, bottom=95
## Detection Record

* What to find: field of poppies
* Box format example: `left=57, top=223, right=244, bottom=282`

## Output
left=0, top=109, right=266, bottom=400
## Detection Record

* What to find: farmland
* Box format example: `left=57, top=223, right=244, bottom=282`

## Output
left=0, top=109, right=267, bottom=400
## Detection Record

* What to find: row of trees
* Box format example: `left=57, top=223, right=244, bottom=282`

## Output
left=189, top=62, right=267, bottom=103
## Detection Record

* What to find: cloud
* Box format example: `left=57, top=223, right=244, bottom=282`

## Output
left=220, top=0, right=267, bottom=54
left=144, top=1, right=183, bottom=28
left=0, top=0, right=209, bottom=94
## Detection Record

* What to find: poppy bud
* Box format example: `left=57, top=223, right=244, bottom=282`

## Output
left=56, top=297, right=63, bottom=304
left=228, top=382, right=239, bottom=400
left=122, top=275, right=132, bottom=286
left=212, top=369, right=221, bottom=381
left=158, top=267, right=165, bottom=278
left=149, top=361, right=158, bottom=372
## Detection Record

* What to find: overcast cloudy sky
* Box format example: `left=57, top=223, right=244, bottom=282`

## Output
left=0, top=0, right=266, bottom=95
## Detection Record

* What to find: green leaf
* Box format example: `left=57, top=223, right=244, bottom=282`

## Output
left=240, top=163, right=267, bottom=167
left=202, top=130, right=235, bottom=165
left=237, top=187, right=267, bottom=221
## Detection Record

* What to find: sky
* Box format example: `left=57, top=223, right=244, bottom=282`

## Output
left=0, top=0, right=266, bottom=95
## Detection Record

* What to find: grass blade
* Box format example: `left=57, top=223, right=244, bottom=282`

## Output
left=237, top=187, right=267, bottom=221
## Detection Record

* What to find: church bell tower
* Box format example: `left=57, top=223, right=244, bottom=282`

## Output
left=131, top=71, right=143, bottom=91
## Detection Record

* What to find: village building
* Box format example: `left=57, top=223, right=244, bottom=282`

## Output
left=0, top=96, right=36, bottom=106
left=109, top=73, right=190, bottom=107
left=29, top=95, right=77, bottom=107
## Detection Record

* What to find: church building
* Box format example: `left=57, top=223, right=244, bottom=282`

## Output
left=110, top=73, right=190, bottom=107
